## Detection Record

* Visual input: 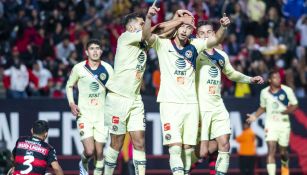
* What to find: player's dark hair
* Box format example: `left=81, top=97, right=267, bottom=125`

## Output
left=268, top=70, right=279, bottom=79
left=122, top=12, right=145, bottom=28
left=32, top=120, right=49, bottom=135
left=86, top=39, right=102, bottom=50
left=197, top=20, right=214, bottom=29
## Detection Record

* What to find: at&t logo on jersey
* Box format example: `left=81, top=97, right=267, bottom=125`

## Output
left=89, top=82, right=99, bottom=92
left=174, top=58, right=187, bottom=76
left=136, top=51, right=146, bottom=71
left=208, top=66, right=218, bottom=78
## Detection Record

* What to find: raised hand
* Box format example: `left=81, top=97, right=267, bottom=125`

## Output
left=180, top=15, right=196, bottom=29
left=220, top=13, right=231, bottom=28
left=176, top=9, right=194, bottom=18
left=146, top=5, right=160, bottom=19
left=251, top=76, right=264, bottom=84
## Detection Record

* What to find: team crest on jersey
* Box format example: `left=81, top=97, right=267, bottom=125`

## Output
left=218, top=59, right=225, bottom=67
left=279, top=94, right=285, bottom=101
left=185, top=50, right=193, bottom=59
left=80, top=131, right=84, bottom=136
left=100, top=73, right=107, bottom=81
left=208, top=66, right=218, bottom=78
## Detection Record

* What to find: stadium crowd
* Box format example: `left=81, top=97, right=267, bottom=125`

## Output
left=0, top=0, right=306, bottom=98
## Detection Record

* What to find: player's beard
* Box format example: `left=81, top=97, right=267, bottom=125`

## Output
left=177, top=32, right=189, bottom=42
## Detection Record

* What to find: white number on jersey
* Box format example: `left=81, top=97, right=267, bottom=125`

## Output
left=21, top=155, right=34, bottom=174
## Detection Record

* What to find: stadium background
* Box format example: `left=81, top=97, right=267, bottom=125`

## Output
left=0, top=0, right=307, bottom=174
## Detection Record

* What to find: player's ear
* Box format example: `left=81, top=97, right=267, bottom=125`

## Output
left=85, top=50, right=89, bottom=56
left=44, top=132, right=48, bottom=140
left=127, top=24, right=133, bottom=32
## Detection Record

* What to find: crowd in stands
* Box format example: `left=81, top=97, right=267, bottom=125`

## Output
left=0, top=0, right=306, bottom=99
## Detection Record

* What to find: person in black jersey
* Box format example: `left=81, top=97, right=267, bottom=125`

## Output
left=10, top=120, right=64, bottom=175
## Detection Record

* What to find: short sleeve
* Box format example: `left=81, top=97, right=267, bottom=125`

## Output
left=66, top=65, right=79, bottom=87
left=191, top=38, right=208, bottom=53
left=47, top=147, right=58, bottom=166
left=260, top=89, right=266, bottom=108
left=121, top=31, right=143, bottom=45
left=286, top=87, right=298, bottom=106
left=150, top=34, right=162, bottom=50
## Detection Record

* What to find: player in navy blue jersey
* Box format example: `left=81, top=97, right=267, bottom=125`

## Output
left=10, top=120, right=63, bottom=175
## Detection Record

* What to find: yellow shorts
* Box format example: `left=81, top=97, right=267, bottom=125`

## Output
left=265, top=126, right=290, bottom=147
left=104, top=92, right=145, bottom=135
left=200, top=109, right=231, bottom=141
left=76, top=109, right=108, bottom=143
left=160, top=103, right=199, bottom=145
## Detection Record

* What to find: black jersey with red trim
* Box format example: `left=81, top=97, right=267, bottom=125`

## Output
left=12, top=136, right=57, bottom=175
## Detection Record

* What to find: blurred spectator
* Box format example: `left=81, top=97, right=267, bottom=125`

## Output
left=246, top=0, right=266, bottom=37
left=236, top=122, right=256, bottom=175
left=228, top=2, right=249, bottom=43
left=247, top=0, right=266, bottom=22
left=3, top=48, right=29, bottom=99
left=55, top=35, right=76, bottom=65
left=296, top=15, right=307, bottom=48
left=286, top=58, right=306, bottom=97
left=32, top=61, right=53, bottom=96
left=224, top=33, right=240, bottom=57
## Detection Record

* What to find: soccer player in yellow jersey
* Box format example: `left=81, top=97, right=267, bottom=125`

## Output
left=143, top=5, right=232, bottom=174
left=65, top=39, right=114, bottom=175
left=103, top=9, right=195, bottom=175
left=247, top=70, right=298, bottom=175
left=195, top=21, right=264, bottom=175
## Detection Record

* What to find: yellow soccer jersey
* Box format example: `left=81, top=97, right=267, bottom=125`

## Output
left=106, top=31, right=147, bottom=99
left=196, top=48, right=251, bottom=111
left=66, top=60, right=113, bottom=110
left=151, top=36, right=207, bottom=103
left=260, top=85, right=298, bottom=128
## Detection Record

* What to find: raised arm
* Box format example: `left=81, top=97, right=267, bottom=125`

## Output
left=207, top=14, right=230, bottom=48
left=142, top=6, right=160, bottom=45
left=151, top=15, right=195, bottom=38
left=223, top=52, right=264, bottom=84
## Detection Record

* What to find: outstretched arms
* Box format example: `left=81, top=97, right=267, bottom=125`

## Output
left=222, top=53, right=264, bottom=84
